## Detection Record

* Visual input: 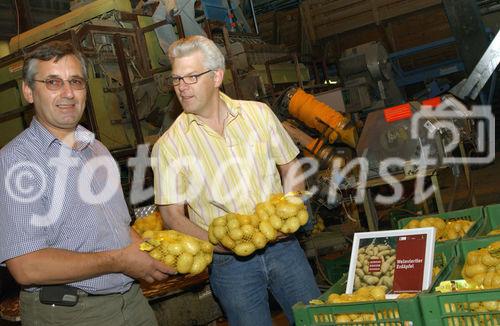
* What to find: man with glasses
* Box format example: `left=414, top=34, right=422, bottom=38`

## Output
left=0, top=41, right=174, bottom=325
left=152, top=35, right=319, bottom=326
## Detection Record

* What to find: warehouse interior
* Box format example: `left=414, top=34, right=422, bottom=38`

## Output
left=0, top=0, right=499, bottom=325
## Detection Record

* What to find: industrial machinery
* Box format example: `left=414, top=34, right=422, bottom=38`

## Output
left=0, top=0, right=309, bottom=194
left=338, top=41, right=404, bottom=112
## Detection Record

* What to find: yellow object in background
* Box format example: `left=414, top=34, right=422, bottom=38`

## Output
left=488, top=229, right=500, bottom=236
left=404, top=217, right=473, bottom=241
left=0, top=41, right=9, bottom=58
left=132, top=211, right=164, bottom=235
left=460, top=241, right=500, bottom=289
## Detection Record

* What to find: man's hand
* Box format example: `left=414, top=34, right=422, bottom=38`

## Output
left=117, top=237, right=176, bottom=283
left=214, top=244, right=232, bottom=254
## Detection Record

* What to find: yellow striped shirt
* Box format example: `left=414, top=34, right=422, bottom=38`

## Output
left=152, top=92, right=299, bottom=229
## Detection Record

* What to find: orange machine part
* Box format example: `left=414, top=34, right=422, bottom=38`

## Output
left=305, top=139, right=324, bottom=156
left=288, top=88, right=345, bottom=132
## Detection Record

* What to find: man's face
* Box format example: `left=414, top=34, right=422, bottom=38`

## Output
left=22, top=55, right=86, bottom=135
left=171, top=51, right=223, bottom=116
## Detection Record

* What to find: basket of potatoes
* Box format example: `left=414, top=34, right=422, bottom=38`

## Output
left=398, top=207, right=484, bottom=242
left=461, top=240, right=500, bottom=289
left=207, top=193, right=309, bottom=256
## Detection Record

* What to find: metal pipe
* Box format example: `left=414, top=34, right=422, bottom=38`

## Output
left=249, top=0, right=259, bottom=34
left=222, top=26, right=243, bottom=99
left=113, top=34, right=144, bottom=145
left=480, top=4, right=500, bottom=14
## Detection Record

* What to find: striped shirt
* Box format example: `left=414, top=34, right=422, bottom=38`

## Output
left=152, top=92, right=299, bottom=229
left=0, top=118, right=133, bottom=294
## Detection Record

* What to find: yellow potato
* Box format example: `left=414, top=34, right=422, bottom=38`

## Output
left=228, top=228, right=244, bottom=241
left=212, top=216, right=227, bottom=227
left=227, top=218, right=241, bottom=230
left=241, top=224, right=256, bottom=238
left=406, top=219, right=420, bottom=229
left=142, top=230, right=155, bottom=239
left=263, top=201, right=276, bottom=215
left=182, top=237, right=201, bottom=255
left=276, top=201, right=299, bottom=218
left=237, top=214, right=251, bottom=225
left=255, top=203, right=268, bottom=218
left=208, top=226, right=218, bottom=244
left=213, top=226, right=227, bottom=240
left=220, top=235, right=236, bottom=249
left=285, top=216, right=301, bottom=233
left=297, top=209, right=309, bottom=225
left=189, top=254, right=207, bottom=275
left=269, top=214, right=283, bottom=229
left=252, top=231, right=267, bottom=249
left=162, top=254, right=176, bottom=267
left=201, top=241, right=214, bottom=253
left=167, top=242, right=183, bottom=256
left=234, top=242, right=256, bottom=256
left=149, top=247, right=163, bottom=260
left=204, top=253, right=213, bottom=265
left=249, top=214, right=261, bottom=227
left=259, top=220, right=277, bottom=241
left=176, top=252, right=194, bottom=273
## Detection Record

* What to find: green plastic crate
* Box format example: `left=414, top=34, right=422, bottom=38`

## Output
left=397, top=207, right=484, bottom=241
left=319, top=254, right=350, bottom=284
left=478, top=204, right=500, bottom=236
left=293, top=275, right=425, bottom=325
left=432, top=240, right=459, bottom=285
left=419, top=236, right=500, bottom=326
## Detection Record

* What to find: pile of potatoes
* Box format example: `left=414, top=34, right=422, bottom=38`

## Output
left=325, top=286, right=416, bottom=324
left=443, top=301, right=499, bottom=326
left=132, top=211, right=164, bottom=235
left=312, top=216, right=326, bottom=235
left=461, top=241, right=500, bottom=289
left=354, top=244, right=396, bottom=290
left=404, top=217, right=474, bottom=241
left=139, top=229, right=214, bottom=275
left=208, top=193, right=309, bottom=256
left=488, top=229, right=500, bottom=236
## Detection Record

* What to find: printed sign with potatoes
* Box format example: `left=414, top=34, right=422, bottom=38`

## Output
left=347, top=228, right=435, bottom=296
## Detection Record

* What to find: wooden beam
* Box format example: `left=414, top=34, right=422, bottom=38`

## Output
left=312, top=0, right=442, bottom=40
left=299, top=1, right=316, bottom=44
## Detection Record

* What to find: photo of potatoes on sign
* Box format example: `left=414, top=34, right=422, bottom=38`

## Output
left=354, top=240, right=397, bottom=291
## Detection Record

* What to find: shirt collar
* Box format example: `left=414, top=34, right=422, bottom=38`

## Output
left=184, top=92, right=241, bottom=133
left=29, top=118, right=95, bottom=153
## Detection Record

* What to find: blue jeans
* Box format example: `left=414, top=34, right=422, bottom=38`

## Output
left=209, top=237, right=320, bottom=326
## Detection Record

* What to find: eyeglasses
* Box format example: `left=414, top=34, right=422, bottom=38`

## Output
left=32, top=77, right=87, bottom=91
left=168, top=70, right=212, bottom=86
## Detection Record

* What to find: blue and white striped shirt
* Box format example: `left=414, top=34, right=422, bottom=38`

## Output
left=0, top=118, right=133, bottom=294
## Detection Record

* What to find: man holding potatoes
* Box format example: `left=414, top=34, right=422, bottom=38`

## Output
left=152, top=35, right=320, bottom=325
left=0, top=41, right=175, bottom=326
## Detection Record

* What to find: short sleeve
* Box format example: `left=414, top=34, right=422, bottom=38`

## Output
left=263, top=103, right=300, bottom=165
left=0, top=155, right=50, bottom=263
left=151, top=137, right=188, bottom=205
